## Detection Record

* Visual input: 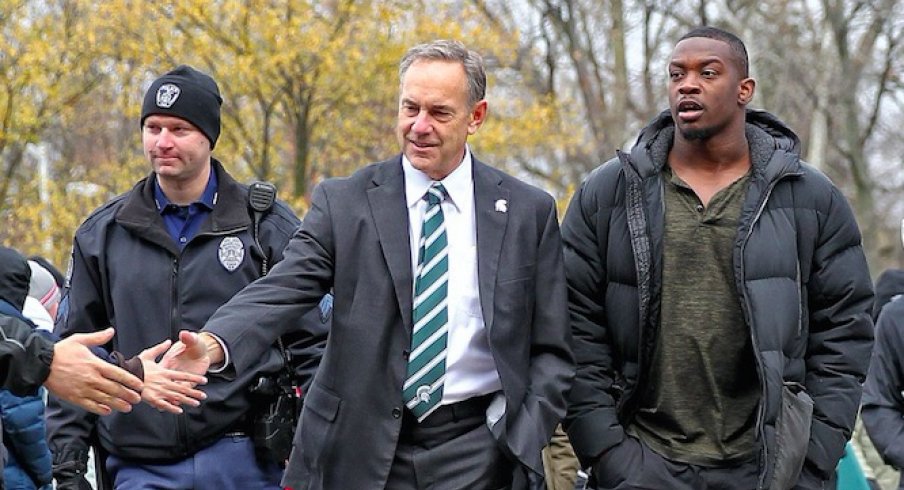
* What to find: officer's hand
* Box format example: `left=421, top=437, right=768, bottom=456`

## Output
left=139, top=338, right=208, bottom=413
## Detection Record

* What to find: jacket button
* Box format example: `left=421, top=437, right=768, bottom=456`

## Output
left=392, top=407, right=402, bottom=419
left=402, top=349, right=410, bottom=359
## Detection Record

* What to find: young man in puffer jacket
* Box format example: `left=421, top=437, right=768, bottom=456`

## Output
left=562, top=26, right=873, bottom=490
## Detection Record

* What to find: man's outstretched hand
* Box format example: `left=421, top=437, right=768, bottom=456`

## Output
left=44, top=328, right=142, bottom=415
left=161, top=330, right=215, bottom=376
left=138, top=338, right=208, bottom=414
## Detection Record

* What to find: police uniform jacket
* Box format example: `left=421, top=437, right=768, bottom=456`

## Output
left=46, top=159, right=327, bottom=462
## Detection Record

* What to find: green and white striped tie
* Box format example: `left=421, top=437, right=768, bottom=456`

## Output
left=403, top=182, right=449, bottom=421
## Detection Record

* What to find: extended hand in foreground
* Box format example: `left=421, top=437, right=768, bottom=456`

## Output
left=138, top=339, right=208, bottom=414
left=44, top=328, right=142, bottom=415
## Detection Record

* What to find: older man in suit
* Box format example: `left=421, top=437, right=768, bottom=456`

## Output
left=166, top=40, right=574, bottom=490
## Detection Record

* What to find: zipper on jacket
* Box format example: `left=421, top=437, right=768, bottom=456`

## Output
left=796, top=261, right=803, bottom=335
left=171, top=257, right=180, bottom=338
left=172, top=224, right=251, bottom=454
left=738, top=170, right=802, bottom=489
left=615, top=150, right=658, bottom=420
left=170, top=256, right=192, bottom=451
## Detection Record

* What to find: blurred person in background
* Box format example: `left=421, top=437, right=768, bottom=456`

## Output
left=2, top=255, right=55, bottom=489
left=860, top=219, right=904, bottom=490
left=22, top=259, right=62, bottom=331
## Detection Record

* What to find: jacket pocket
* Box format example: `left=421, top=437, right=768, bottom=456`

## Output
left=770, top=382, right=813, bottom=490
left=299, top=383, right=341, bottom=471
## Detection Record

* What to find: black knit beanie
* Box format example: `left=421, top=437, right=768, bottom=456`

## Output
left=140, top=65, right=223, bottom=148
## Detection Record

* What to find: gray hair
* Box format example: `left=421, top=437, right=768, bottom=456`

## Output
left=399, top=40, right=487, bottom=107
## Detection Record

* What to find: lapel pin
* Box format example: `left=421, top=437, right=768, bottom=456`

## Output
left=495, top=199, right=508, bottom=213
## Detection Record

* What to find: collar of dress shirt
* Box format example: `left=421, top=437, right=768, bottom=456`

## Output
left=402, top=147, right=472, bottom=212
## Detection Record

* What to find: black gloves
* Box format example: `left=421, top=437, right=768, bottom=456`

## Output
left=52, top=445, right=93, bottom=490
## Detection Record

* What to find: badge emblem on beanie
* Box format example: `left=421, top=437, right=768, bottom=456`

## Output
left=218, top=236, right=245, bottom=272
left=156, top=83, right=181, bottom=108
left=142, top=65, right=223, bottom=148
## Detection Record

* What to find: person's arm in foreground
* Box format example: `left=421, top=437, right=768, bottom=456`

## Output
left=1, top=318, right=139, bottom=415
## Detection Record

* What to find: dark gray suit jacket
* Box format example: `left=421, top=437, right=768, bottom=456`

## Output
left=205, top=155, right=574, bottom=490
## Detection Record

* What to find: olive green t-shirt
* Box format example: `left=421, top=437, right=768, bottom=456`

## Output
left=628, top=166, right=760, bottom=466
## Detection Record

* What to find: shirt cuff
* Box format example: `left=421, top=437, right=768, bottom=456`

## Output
left=203, top=333, right=230, bottom=374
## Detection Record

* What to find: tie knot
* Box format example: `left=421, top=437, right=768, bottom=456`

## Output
left=425, top=183, right=447, bottom=206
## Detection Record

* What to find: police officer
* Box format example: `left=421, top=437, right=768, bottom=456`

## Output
left=46, top=65, right=327, bottom=490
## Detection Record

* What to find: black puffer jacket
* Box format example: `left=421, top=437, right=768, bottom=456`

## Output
left=562, top=110, right=874, bottom=489
left=46, top=159, right=328, bottom=463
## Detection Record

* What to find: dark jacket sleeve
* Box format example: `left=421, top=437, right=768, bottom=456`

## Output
left=802, top=186, right=875, bottom=478
left=265, top=202, right=328, bottom=399
left=284, top=294, right=330, bottom=399
left=0, top=315, right=54, bottom=396
left=560, top=175, right=625, bottom=467
left=0, top=388, right=53, bottom=485
left=206, top=184, right=335, bottom=376
left=520, top=193, right=575, bottom=464
left=861, top=298, right=904, bottom=468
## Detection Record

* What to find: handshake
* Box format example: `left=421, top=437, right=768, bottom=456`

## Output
left=45, top=329, right=217, bottom=416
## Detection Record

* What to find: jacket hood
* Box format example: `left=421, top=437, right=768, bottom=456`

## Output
left=873, top=268, right=904, bottom=320
left=628, top=108, right=802, bottom=179
left=0, top=246, right=30, bottom=310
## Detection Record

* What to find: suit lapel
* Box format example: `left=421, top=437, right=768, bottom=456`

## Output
left=366, top=157, right=414, bottom=336
left=473, top=159, right=509, bottom=332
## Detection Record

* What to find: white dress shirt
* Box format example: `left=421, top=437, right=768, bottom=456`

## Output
left=403, top=149, right=502, bottom=405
